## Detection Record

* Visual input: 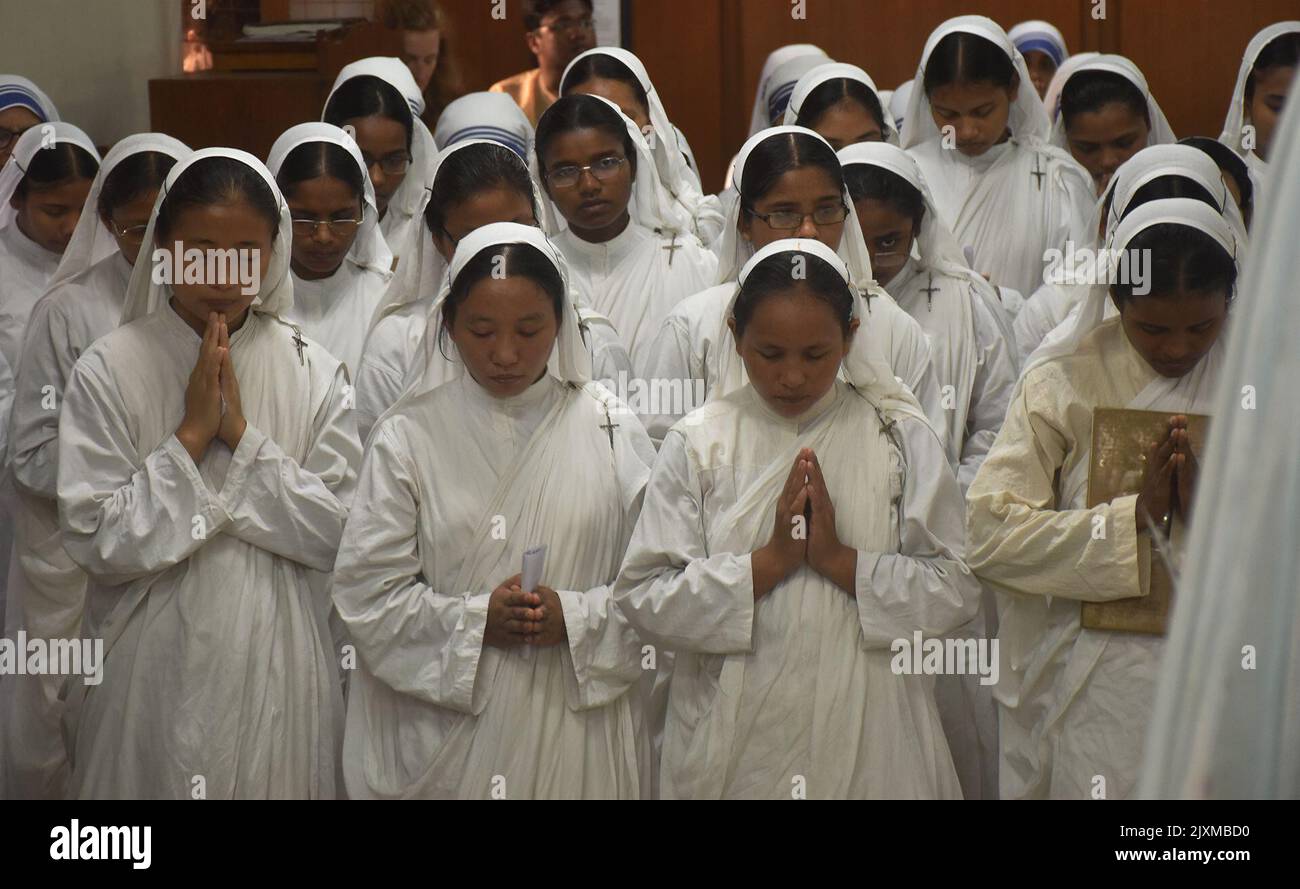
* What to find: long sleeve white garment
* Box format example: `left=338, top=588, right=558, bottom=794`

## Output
left=333, top=372, right=655, bottom=799
left=1012, top=282, right=1089, bottom=370
left=965, top=317, right=1218, bottom=800
left=638, top=282, right=941, bottom=447
left=355, top=292, right=633, bottom=444
left=886, top=258, right=1017, bottom=492
left=614, top=380, right=978, bottom=798
left=285, top=261, right=391, bottom=379
left=0, top=221, right=61, bottom=372
left=908, top=138, right=1094, bottom=299
left=0, top=250, right=130, bottom=800
left=57, top=305, right=360, bottom=799
left=552, top=221, right=716, bottom=379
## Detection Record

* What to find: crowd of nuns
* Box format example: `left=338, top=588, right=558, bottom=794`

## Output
left=0, top=11, right=1295, bottom=800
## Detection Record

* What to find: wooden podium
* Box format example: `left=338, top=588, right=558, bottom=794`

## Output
left=149, top=19, right=401, bottom=159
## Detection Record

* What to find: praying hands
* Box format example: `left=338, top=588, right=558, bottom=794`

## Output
left=176, top=311, right=246, bottom=464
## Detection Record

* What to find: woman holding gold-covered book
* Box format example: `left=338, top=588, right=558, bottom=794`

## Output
left=966, top=197, right=1240, bottom=800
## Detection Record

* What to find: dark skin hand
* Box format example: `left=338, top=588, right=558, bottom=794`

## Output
left=176, top=312, right=246, bottom=464
left=1135, top=415, right=1199, bottom=532
left=484, top=574, right=568, bottom=648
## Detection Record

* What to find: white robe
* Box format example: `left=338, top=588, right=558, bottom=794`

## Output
left=333, top=372, right=655, bottom=798
left=0, top=221, right=61, bottom=374
left=966, top=317, right=1218, bottom=799
left=886, top=258, right=1016, bottom=491
left=614, top=381, right=979, bottom=798
left=355, top=294, right=633, bottom=444
left=1012, top=282, right=1088, bottom=370
left=285, top=261, right=391, bottom=379
left=553, top=221, right=716, bottom=378
left=57, top=305, right=360, bottom=798
left=908, top=138, right=1094, bottom=299
left=0, top=251, right=131, bottom=799
left=638, top=282, right=941, bottom=447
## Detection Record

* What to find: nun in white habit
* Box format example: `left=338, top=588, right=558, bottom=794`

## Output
left=1, top=133, right=189, bottom=800
left=535, top=94, right=717, bottom=379
left=561, top=47, right=725, bottom=245
left=640, top=126, right=941, bottom=448
left=268, top=122, right=394, bottom=377
left=0, top=74, right=59, bottom=169
left=1014, top=144, right=1246, bottom=369
left=902, top=16, right=1095, bottom=300
left=966, top=198, right=1242, bottom=800
left=57, top=148, right=360, bottom=798
left=782, top=63, right=899, bottom=146
left=1219, top=21, right=1300, bottom=194
left=0, top=122, right=100, bottom=373
left=354, top=137, right=632, bottom=442
left=323, top=58, right=439, bottom=312
left=433, top=90, right=534, bottom=160
left=333, top=223, right=654, bottom=799
left=614, top=238, right=977, bottom=799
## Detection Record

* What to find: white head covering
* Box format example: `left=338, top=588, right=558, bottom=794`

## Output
left=1043, top=51, right=1100, bottom=121
left=433, top=91, right=534, bottom=160
left=120, top=148, right=294, bottom=325
left=901, top=15, right=1052, bottom=149
left=561, top=47, right=722, bottom=241
left=717, top=125, right=874, bottom=289
left=1096, top=143, right=1247, bottom=245
left=748, top=45, right=830, bottom=137
left=734, top=237, right=922, bottom=416
left=837, top=141, right=978, bottom=280
left=1007, top=20, right=1069, bottom=67
left=531, top=93, right=682, bottom=237
left=266, top=121, right=394, bottom=278
left=44, top=133, right=190, bottom=294
left=378, top=221, right=591, bottom=433
left=1048, top=54, right=1176, bottom=150
left=1028, top=197, right=1240, bottom=377
left=323, top=57, right=436, bottom=231
left=782, top=62, right=899, bottom=144
left=0, top=74, right=60, bottom=122
left=888, top=79, right=914, bottom=131
left=0, top=121, right=99, bottom=231
left=1219, top=21, right=1300, bottom=155
left=763, top=54, right=834, bottom=132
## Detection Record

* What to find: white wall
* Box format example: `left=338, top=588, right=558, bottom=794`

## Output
left=0, top=0, right=181, bottom=147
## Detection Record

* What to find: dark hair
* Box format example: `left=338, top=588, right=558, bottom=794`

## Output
left=1179, top=136, right=1253, bottom=229
left=1060, top=69, right=1150, bottom=129
left=738, top=131, right=842, bottom=224
left=156, top=156, right=280, bottom=242
left=14, top=141, right=99, bottom=199
left=1245, top=32, right=1300, bottom=102
left=440, top=242, right=565, bottom=349
left=1120, top=175, right=1221, bottom=222
left=275, top=140, right=366, bottom=204
left=923, top=31, right=1017, bottom=94
left=733, top=250, right=855, bottom=338
left=842, top=163, right=925, bottom=228
left=97, top=151, right=177, bottom=219
left=380, top=0, right=441, bottom=30
left=560, top=53, right=649, bottom=115
left=323, top=75, right=414, bottom=151
left=796, top=78, right=886, bottom=134
left=534, top=94, right=637, bottom=178
left=1111, top=223, right=1236, bottom=307
left=523, top=0, right=593, bottom=31
left=424, top=141, right=538, bottom=233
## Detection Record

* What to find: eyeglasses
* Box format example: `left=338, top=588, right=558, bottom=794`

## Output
left=545, top=155, right=627, bottom=189
left=109, top=220, right=149, bottom=242
left=0, top=124, right=36, bottom=150
left=362, top=152, right=411, bottom=176
left=745, top=202, right=849, bottom=231
left=537, top=16, right=595, bottom=35
left=290, top=217, right=364, bottom=237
